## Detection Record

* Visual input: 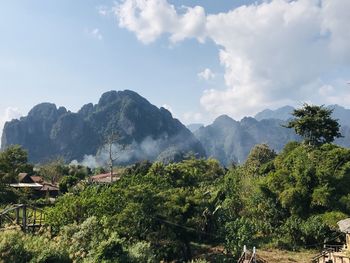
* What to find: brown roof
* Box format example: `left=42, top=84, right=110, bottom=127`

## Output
left=31, top=176, right=44, bottom=183
left=40, top=183, right=59, bottom=191
left=18, top=173, right=28, bottom=180
left=18, top=173, right=35, bottom=183
left=91, top=173, right=120, bottom=183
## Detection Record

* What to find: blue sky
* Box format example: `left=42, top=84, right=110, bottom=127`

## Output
left=1, top=0, right=350, bottom=135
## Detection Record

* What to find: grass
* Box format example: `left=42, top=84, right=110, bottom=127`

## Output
left=190, top=242, right=319, bottom=263
left=257, top=248, right=318, bottom=263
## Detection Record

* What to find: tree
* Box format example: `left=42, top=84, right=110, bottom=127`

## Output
left=104, top=131, right=126, bottom=181
left=244, top=144, right=276, bottom=176
left=0, top=145, right=32, bottom=183
left=286, top=104, right=342, bottom=146
left=38, top=158, right=67, bottom=184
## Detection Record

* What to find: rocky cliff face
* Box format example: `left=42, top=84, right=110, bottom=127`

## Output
left=2, top=90, right=205, bottom=164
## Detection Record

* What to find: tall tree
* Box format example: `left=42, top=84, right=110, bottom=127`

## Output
left=104, top=131, right=126, bottom=181
left=0, top=145, right=32, bottom=183
left=286, top=104, right=342, bottom=146
left=38, top=158, right=67, bottom=184
left=244, top=143, right=276, bottom=176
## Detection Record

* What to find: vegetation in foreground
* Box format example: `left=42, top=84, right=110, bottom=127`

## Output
left=0, top=104, right=349, bottom=262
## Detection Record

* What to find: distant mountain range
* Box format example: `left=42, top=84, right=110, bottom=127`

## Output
left=194, top=104, right=350, bottom=165
left=194, top=115, right=299, bottom=166
left=2, top=90, right=350, bottom=166
left=254, top=105, right=294, bottom=121
left=186, top=123, right=204, bottom=133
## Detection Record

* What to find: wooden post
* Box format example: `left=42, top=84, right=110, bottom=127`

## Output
left=15, top=207, right=20, bottom=225
left=40, top=210, right=43, bottom=226
left=346, top=234, right=350, bottom=250
left=34, top=208, right=36, bottom=226
left=22, top=205, right=27, bottom=232
left=244, top=245, right=247, bottom=260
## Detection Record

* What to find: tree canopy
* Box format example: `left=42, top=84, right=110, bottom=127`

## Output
left=0, top=145, right=32, bottom=183
left=2, top=141, right=350, bottom=261
left=286, top=104, right=342, bottom=146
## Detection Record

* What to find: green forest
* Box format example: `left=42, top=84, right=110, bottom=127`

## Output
left=1, top=105, right=350, bottom=262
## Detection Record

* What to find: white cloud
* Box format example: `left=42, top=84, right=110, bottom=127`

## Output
left=0, top=107, right=22, bottom=143
left=161, top=104, right=173, bottom=115
left=315, top=80, right=350, bottom=106
left=115, top=0, right=350, bottom=119
left=198, top=68, right=215, bottom=81
left=86, top=28, right=103, bottom=40
left=115, top=0, right=206, bottom=44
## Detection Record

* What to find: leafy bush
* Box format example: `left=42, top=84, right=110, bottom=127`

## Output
left=225, top=217, right=257, bottom=256
left=0, top=229, right=30, bottom=263
left=127, top=241, right=156, bottom=263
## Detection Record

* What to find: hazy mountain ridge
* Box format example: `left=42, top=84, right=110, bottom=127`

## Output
left=186, top=123, right=204, bottom=133
left=194, top=115, right=300, bottom=166
left=1, top=90, right=205, bottom=164
left=254, top=105, right=294, bottom=121
left=254, top=104, right=350, bottom=125
left=193, top=104, right=350, bottom=165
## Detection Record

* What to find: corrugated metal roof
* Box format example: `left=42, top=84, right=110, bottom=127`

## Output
left=10, top=183, right=43, bottom=188
left=338, top=218, right=350, bottom=233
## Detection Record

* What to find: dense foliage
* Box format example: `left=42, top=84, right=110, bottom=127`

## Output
left=2, top=140, right=350, bottom=262
left=0, top=146, right=33, bottom=204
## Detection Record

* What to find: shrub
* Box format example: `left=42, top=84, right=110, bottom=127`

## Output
left=0, top=229, right=30, bottom=263
left=128, top=241, right=156, bottom=263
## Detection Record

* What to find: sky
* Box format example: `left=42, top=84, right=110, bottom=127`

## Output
left=1, top=0, right=350, bottom=138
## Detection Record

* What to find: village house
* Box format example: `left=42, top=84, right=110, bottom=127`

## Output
left=10, top=173, right=59, bottom=197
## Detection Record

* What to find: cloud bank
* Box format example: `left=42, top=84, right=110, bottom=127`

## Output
left=115, top=0, right=350, bottom=119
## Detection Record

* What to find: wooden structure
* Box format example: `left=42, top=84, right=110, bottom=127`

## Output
left=0, top=204, right=45, bottom=232
left=311, top=245, right=350, bottom=263
left=312, top=218, right=350, bottom=263
left=338, top=218, right=350, bottom=249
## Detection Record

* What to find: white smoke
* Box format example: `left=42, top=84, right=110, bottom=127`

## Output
left=70, top=135, right=183, bottom=168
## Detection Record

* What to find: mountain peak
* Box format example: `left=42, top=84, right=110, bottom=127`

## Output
left=255, top=105, right=294, bottom=121
left=213, top=115, right=236, bottom=125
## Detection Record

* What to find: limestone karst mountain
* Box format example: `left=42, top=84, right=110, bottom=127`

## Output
left=1, top=90, right=205, bottom=164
